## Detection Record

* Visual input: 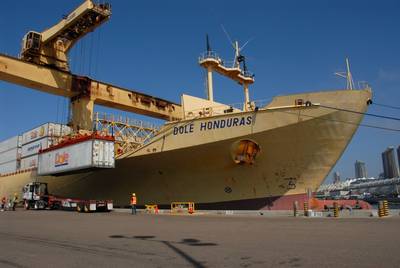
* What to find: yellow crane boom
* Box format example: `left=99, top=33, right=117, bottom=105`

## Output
left=21, top=0, right=111, bottom=72
left=0, top=53, right=182, bottom=130
left=0, top=1, right=183, bottom=130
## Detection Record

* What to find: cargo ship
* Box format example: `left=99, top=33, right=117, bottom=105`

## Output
left=0, top=1, right=372, bottom=210
left=0, top=87, right=372, bottom=209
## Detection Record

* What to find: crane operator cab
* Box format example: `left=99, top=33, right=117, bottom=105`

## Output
left=22, top=182, right=49, bottom=209
left=21, top=31, right=41, bottom=59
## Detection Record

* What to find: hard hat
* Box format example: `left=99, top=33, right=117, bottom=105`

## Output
left=132, top=193, right=136, bottom=196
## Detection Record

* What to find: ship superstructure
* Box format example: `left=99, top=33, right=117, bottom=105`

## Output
left=0, top=1, right=372, bottom=210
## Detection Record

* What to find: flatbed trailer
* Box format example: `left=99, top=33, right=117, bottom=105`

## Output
left=22, top=182, right=113, bottom=212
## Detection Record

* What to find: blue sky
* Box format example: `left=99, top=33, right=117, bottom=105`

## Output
left=0, top=0, right=399, bottom=182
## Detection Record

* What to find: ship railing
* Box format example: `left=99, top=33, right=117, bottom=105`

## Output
left=94, top=112, right=160, bottom=131
left=199, top=53, right=255, bottom=76
left=184, top=102, right=242, bottom=119
left=184, top=98, right=273, bottom=119
left=198, top=51, right=222, bottom=63
left=241, top=69, right=255, bottom=78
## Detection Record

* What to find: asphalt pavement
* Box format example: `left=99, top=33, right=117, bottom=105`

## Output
left=0, top=210, right=399, bottom=267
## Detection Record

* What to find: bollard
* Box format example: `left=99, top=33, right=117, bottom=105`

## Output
left=383, top=200, right=389, bottom=217
left=333, top=202, right=339, bottom=218
left=293, top=201, right=298, bottom=217
left=378, top=201, right=385, bottom=218
left=303, top=201, right=308, bottom=217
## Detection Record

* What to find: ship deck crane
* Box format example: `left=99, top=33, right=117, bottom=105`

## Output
left=0, top=0, right=182, bottom=131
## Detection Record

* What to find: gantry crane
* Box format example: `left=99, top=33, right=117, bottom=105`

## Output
left=0, top=0, right=182, bottom=131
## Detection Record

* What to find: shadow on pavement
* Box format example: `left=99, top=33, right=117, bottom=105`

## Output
left=109, top=234, right=217, bottom=267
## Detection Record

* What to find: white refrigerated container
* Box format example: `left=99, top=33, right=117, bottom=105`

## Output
left=38, top=139, right=115, bottom=175
left=0, top=136, right=22, bottom=153
left=22, top=123, right=72, bottom=145
left=0, top=148, right=20, bottom=164
left=0, top=160, right=19, bottom=175
left=21, top=155, right=39, bottom=170
left=21, top=137, right=56, bottom=158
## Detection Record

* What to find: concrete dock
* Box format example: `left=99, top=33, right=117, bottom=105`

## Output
left=1, top=210, right=399, bottom=267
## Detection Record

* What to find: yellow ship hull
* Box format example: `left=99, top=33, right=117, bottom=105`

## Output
left=0, top=89, right=371, bottom=209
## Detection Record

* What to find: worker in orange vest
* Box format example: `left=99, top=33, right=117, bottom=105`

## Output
left=12, top=193, right=18, bottom=211
left=130, top=193, right=137, bottom=215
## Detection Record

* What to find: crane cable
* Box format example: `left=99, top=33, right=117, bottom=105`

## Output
left=372, top=102, right=400, bottom=111
left=95, top=26, right=102, bottom=77
left=294, top=111, right=400, bottom=132
left=318, top=104, right=400, bottom=122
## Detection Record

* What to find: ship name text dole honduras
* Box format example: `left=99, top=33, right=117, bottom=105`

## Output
left=173, top=115, right=253, bottom=136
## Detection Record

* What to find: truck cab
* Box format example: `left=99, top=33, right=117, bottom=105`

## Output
left=22, top=182, right=49, bottom=209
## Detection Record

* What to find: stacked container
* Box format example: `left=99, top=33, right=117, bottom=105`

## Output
left=0, top=136, right=22, bottom=175
left=20, top=123, right=72, bottom=170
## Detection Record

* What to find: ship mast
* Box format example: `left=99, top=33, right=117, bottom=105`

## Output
left=335, top=57, right=355, bottom=90
left=199, top=36, right=255, bottom=111
left=345, top=58, right=355, bottom=90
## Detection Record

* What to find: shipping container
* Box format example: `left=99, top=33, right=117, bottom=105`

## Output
left=22, top=123, right=72, bottom=145
left=0, top=136, right=22, bottom=153
left=0, top=160, right=19, bottom=175
left=38, top=139, right=115, bottom=175
left=21, top=137, right=56, bottom=158
left=0, top=148, right=20, bottom=164
left=21, top=155, right=39, bottom=170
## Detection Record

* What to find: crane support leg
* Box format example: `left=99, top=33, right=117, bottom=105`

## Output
left=70, top=97, right=94, bottom=131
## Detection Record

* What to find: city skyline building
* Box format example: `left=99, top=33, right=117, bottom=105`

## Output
left=382, top=147, right=399, bottom=179
left=333, top=171, right=341, bottom=184
left=397, top=145, right=400, bottom=172
left=355, top=160, right=367, bottom=178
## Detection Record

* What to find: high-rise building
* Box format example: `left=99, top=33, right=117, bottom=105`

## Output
left=382, top=147, right=400, bottom=179
left=333, top=171, right=341, bottom=184
left=355, top=160, right=367, bottom=178
left=382, top=151, right=389, bottom=179
left=397, top=145, right=400, bottom=172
